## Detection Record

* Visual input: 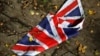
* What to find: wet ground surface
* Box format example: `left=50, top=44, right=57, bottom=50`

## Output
left=0, top=0, right=100, bottom=56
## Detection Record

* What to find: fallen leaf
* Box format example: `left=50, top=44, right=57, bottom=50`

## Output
left=54, top=5, right=58, bottom=10
left=97, top=2, right=100, bottom=6
left=90, top=30, right=94, bottom=33
left=30, top=10, right=35, bottom=15
left=82, top=46, right=87, bottom=53
left=34, top=6, right=37, bottom=10
left=78, top=44, right=87, bottom=54
left=36, top=12, right=39, bottom=15
left=66, top=41, right=70, bottom=44
left=88, top=9, right=96, bottom=15
left=5, top=43, right=9, bottom=47
left=56, top=46, right=60, bottom=49
left=83, top=46, right=87, bottom=49
left=95, top=50, right=100, bottom=56
left=29, top=36, right=33, bottom=42
left=81, top=49, right=86, bottom=54
left=78, top=44, right=83, bottom=52
left=12, top=54, right=16, bottom=56
left=0, top=22, right=4, bottom=26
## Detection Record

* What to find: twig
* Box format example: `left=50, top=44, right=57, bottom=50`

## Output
left=7, top=30, right=28, bottom=36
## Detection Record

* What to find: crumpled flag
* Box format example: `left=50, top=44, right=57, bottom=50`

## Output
left=12, top=0, right=85, bottom=56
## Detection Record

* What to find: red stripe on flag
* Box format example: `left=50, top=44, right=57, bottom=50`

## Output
left=57, top=27, right=67, bottom=42
left=56, top=0, right=78, bottom=17
left=52, top=16, right=67, bottom=42
left=12, top=45, right=45, bottom=52
left=29, top=27, right=58, bottom=48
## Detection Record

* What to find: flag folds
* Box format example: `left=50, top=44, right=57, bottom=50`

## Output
left=12, top=0, right=85, bottom=56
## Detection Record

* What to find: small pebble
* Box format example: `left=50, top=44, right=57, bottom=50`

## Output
left=95, top=50, right=100, bottom=56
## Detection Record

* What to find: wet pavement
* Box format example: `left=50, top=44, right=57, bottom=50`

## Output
left=0, top=0, right=100, bottom=56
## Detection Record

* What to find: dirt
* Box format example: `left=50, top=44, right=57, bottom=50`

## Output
left=0, top=0, right=100, bottom=56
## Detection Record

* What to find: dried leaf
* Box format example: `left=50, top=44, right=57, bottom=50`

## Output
left=36, top=12, right=39, bottom=15
left=78, top=44, right=83, bottom=52
left=88, top=10, right=96, bottom=15
left=0, top=22, right=4, bottom=26
left=82, top=46, right=87, bottom=53
left=54, top=5, right=58, bottom=10
left=56, top=46, right=60, bottom=49
left=97, top=2, right=100, bottom=6
left=12, top=54, right=16, bottom=56
left=66, top=41, right=70, bottom=44
left=34, top=6, right=37, bottom=10
left=5, top=43, right=9, bottom=47
left=29, top=36, right=33, bottom=42
left=81, top=49, right=86, bottom=53
left=83, top=46, right=87, bottom=49
left=95, top=50, right=100, bottom=56
left=30, top=10, right=35, bottom=15
left=78, top=44, right=87, bottom=54
left=90, top=30, right=94, bottom=33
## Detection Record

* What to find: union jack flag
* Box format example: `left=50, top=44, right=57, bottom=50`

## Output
left=12, top=0, right=85, bottom=56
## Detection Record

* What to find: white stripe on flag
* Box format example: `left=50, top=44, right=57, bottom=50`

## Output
left=58, top=21, right=70, bottom=28
left=12, top=50, right=27, bottom=56
left=12, top=50, right=40, bottom=56
left=16, top=43, right=39, bottom=46
left=47, top=14, right=62, bottom=43
left=58, top=16, right=81, bottom=20
left=23, top=51, right=40, bottom=56
left=77, top=0, right=85, bottom=30
left=57, top=0, right=74, bottom=13
left=77, top=0, right=85, bottom=16
left=57, top=0, right=76, bottom=14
